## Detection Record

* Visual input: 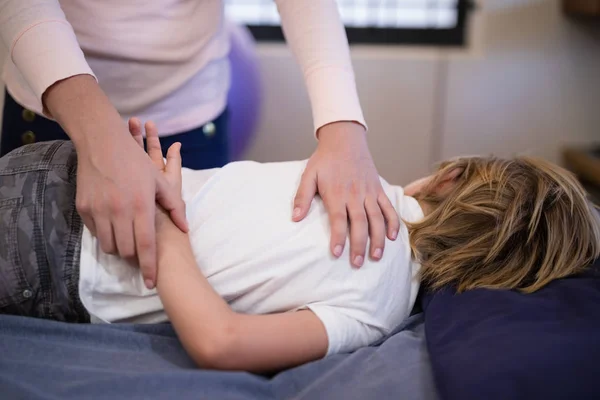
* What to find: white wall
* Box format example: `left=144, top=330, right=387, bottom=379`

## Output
left=1, top=0, right=598, bottom=187
left=441, top=0, right=600, bottom=165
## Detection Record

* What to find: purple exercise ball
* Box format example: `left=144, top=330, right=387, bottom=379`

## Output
left=226, top=22, right=262, bottom=160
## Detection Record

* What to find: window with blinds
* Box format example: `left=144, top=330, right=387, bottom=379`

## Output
left=224, top=0, right=475, bottom=46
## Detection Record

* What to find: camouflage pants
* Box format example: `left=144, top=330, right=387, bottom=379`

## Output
left=0, top=141, right=89, bottom=322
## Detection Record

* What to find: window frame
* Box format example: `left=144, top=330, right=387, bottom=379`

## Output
left=237, top=0, right=476, bottom=47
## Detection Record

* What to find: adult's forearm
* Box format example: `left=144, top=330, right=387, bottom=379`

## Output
left=275, top=0, right=366, bottom=133
left=42, top=75, right=126, bottom=152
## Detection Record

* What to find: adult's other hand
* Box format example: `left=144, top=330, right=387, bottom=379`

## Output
left=292, top=121, right=400, bottom=268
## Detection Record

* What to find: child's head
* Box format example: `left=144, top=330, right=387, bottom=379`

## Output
left=406, top=156, right=600, bottom=293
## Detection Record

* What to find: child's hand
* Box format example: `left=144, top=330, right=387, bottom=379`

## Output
left=128, top=117, right=183, bottom=195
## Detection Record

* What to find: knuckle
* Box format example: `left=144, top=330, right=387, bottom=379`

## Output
left=350, top=230, right=367, bottom=242
left=109, top=197, right=125, bottom=215
left=136, top=250, right=151, bottom=265
left=100, top=242, right=116, bottom=254
left=377, top=192, right=392, bottom=206
left=380, top=199, right=399, bottom=220
left=366, top=206, right=383, bottom=220
left=350, top=226, right=369, bottom=244
left=133, top=196, right=149, bottom=214
left=120, top=247, right=136, bottom=259
left=349, top=211, right=367, bottom=225
left=386, top=210, right=400, bottom=225
left=349, top=182, right=364, bottom=196
left=350, top=225, right=367, bottom=239
left=332, top=228, right=347, bottom=239
left=370, top=220, right=385, bottom=234
left=76, top=198, right=91, bottom=213
left=389, top=215, right=401, bottom=227
left=331, top=223, right=347, bottom=237
left=351, top=225, right=369, bottom=238
left=370, top=217, right=385, bottom=228
left=385, top=201, right=399, bottom=216
left=330, top=184, right=345, bottom=197
left=385, top=203, right=398, bottom=215
left=330, top=211, right=347, bottom=225
left=371, top=235, right=385, bottom=247
left=91, top=205, right=104, bottom=217
left=137, top=236, right=154, bottom=252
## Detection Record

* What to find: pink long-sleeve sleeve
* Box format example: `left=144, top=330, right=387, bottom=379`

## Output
left=275, top=0, right=367, bottom=134
left=0, top=0, right=96, bottom=108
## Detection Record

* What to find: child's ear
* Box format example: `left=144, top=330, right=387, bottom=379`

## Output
left=436, top=167, right=464, bottom=194
left=446, top=167, right=464, bottom=181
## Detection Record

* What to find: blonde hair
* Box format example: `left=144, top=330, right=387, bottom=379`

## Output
left=409, top=156, right=600, bottom=293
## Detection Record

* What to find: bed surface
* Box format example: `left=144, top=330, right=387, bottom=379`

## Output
left=0, top=312, right=438, bottom=400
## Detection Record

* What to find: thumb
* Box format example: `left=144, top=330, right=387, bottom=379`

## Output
left=293, top=169, right=317, bottom=222
left=155, top=174, right=189, bottom=232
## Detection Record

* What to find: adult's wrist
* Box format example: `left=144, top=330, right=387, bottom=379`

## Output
left=42, top=74, right=125, bottom=152
left=316, top=120, right=367, bottom=143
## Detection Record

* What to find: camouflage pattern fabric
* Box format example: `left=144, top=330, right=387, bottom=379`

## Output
left=0, top=141, right=89, bottom=322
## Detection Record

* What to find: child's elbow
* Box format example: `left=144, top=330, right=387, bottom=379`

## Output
left=188, top=330, right=238, bottom=370
left=190, top=344, right=230, bottom=370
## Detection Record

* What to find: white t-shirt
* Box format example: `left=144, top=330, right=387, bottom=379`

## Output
left=79, top=161, right=423, bottom=356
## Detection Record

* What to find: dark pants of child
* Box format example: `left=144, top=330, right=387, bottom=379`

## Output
left=0, top=141, right=88, bottom=322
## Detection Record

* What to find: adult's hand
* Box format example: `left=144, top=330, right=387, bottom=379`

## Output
left=43, top=75, right=187, bottom=289
left=292, top=121, right=400, bottom=268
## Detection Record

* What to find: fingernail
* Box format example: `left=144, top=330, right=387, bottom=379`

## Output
left=391, top=230, right=398, bottom=240
left=333, top=245, right=343, bottom=257
left=145, top=279, right=155, bottom=290
left=373, top=248, right=382, bottom=259
left=292, top=207, right=301, bottom=218
left=353, top=255, right=364, bottom=267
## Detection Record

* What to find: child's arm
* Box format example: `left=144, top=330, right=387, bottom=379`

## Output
left=154, top=208, right=328, bottom=372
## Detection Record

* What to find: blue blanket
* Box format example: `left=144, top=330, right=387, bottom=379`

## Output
left=0, top=313, right=438, bottom=400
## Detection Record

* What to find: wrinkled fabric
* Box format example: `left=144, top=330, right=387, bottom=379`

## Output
left=0, top=313, right=438, bottom=400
